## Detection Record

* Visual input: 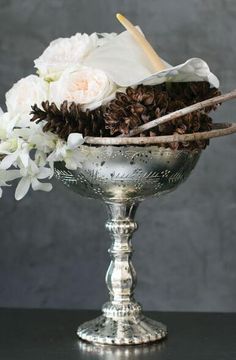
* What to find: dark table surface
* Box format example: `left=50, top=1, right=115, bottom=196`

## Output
left=0, top=308, right=236, bottom=360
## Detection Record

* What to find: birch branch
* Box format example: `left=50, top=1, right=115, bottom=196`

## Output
left=84, top=123, right=236, bottom=145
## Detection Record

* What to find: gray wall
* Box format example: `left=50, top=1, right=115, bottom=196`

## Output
left=0, top=0, right=236, bottom=312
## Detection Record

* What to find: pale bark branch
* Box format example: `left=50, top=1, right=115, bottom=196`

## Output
left=84, top=123, right=236, bottom=145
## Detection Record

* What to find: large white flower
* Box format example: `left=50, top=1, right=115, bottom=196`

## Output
left=34, top=33, right=99, bottom=81
left=49, top=65, right=116, bottom=110
left=6, top=75, right=49, bottom=119
left=86, top=29, right=219, bottom=88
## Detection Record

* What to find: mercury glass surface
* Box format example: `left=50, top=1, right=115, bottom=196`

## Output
left=55, top=144, right=201, bottom=345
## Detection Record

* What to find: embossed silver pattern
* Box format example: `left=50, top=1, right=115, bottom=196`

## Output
left=55, top=145, right=201, bottom=345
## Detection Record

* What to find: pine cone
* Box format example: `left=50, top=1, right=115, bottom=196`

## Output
left=104, top=82, right=220, bottom=149
left=31, top=100, right=108, bottom=140
left=104, top=85, right=163, bottom=135
left=166, top=81, right=220, bottom=107
left=31, top=81, right=220, bottom=152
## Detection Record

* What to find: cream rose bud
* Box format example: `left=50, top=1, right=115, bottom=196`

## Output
left=6, top=75, right=48, bottom=118
left=34, top=33, right=98, bottom=81
left=49, top=66, right=116, bottom=110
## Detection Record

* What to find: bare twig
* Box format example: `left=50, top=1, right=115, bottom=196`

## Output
left=120, top=89, right=236, bottom=137
left=84, top=123, right=236, bottom=145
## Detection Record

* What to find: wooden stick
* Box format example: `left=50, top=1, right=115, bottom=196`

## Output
left=116, top=13, right=167, bottom=72
left=124, top=89, right=236, bottom=137
left=84, top=123, right=236, bottom=145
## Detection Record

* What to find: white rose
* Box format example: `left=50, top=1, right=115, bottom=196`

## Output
left=6, top=75, right=49, bottom=119
left=34, top=33, right=99, bottom=81
left=49, top=66, right=117, bottom=110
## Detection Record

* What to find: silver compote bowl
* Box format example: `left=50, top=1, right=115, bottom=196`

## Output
left=54, top=143, right=201, bottom=345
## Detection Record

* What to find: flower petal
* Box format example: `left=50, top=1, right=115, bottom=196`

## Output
left=67, top=133, right=84, bottom=149
left=0, top=153, right=18, bottom=170
left=15, top=177, right=31, bottom=200
left=37, top=167, right=53, bottom=179
left=31, top=178, right=52, bottom=192
left=19, top=151, right=29, bottom=168
left=5, top=169, right=21, bottom=181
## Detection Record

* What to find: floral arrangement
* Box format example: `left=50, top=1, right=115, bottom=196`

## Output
left=0, top=16, right=221, bottom=200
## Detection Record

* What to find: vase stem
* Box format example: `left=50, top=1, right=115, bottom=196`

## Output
left=103, top=201, right=142, bottom=319
left=77, top=200, right=167, bottom=344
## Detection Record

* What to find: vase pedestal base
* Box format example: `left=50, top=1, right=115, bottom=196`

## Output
left=77, top=314, right=167, bottom=345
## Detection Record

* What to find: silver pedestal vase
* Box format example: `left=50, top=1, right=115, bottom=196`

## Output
left=55, top=144, right=201, bottom=345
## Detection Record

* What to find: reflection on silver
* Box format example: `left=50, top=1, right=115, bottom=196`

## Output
left=55, top=144, right=201, bottom=345
left=77, top=338, right=166, bottom=359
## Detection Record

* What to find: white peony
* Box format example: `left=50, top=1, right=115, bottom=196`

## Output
left=6, top=75, right=49, bottom=119
left=34, top=33, right=99, bottom=81
left=49, top=65, right=116, bottom=110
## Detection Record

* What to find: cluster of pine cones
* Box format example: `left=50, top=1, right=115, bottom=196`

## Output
left=31, top=81, right=221, bottom=150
